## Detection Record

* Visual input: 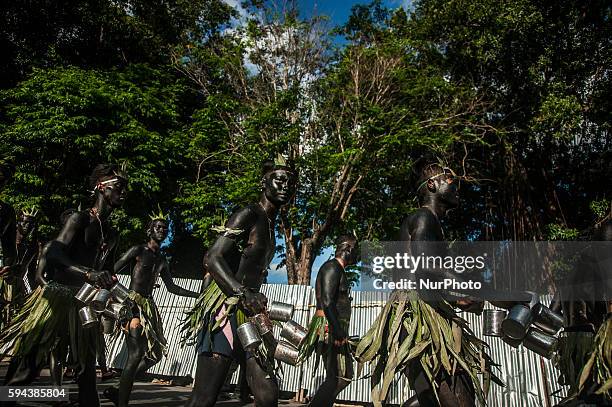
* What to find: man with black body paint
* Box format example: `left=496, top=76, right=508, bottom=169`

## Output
left=104, top=216, right=199, bottom=407
left=0, top=164, right=125, bottom=407
left=15, top=209, right=41, bottom=293
left=185, top=158, right=296, bottom=407
left=309, top=234, right=358, bottom=407
left=399, top=163, right=480, bottom=407
left=0, top=209, right=41, bottom=332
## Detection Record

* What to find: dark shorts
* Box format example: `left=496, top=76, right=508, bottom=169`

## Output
left=195, top=311, right=249, bottom=362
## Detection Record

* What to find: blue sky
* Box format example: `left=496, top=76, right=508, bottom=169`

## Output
left=267, top=245, right=334, bottom=285
left=297, top=0, right=412, bottom=26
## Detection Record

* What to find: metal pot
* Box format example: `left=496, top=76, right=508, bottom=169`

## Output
left=280, top=320, right=308, bottom=348
left=523, top=327, right=558, bottom=359
left=237, top=322, right=262, bottom=351
left=101, top=314, right=116, bottom=334
left=110, top=282, right=130, bottom=303
left=91, top=289, right=111, bottom=312
left=482, top=309, right=507, bottom=337
left=268, top=301, right=294, bottom=322
left=502, top=304, right=533, bottom=340
left=502, top=335, right=522, bottom=348
left=253, top=313, right=273, bottom=337
left=79, top=306, right=99, bottom=328
left=274, top=341, right=299, bottom=366
left=75, top=283, right=98, bottom=304
left=532, top=303, right=564, bottom=335
left=106, top=302, right=132, bottom=321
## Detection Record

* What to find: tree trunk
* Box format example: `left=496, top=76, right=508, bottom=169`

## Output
left=284, top=237, right=318, bottom=285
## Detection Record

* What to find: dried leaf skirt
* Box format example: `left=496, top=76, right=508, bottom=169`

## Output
left=299, top=314, right=353, bottom=379
left=0, top=275, right=26, bottom=331
left=182, top=281, right=285, bottom=367
left=558, top=319, right=612, bottom=403
left=355, top=291, right=500, bottom=406
left=0, top=282, right=94, bottom=367
left=181, top=280, right=246, bottom=347
left=128, top=291, right=168, bottom=362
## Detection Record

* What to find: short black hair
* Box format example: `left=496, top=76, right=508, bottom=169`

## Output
left=416, top=163, right=447, bottom=202
left=261, top=159, right=295, bottom=177
left=334, top=234, right=358, bottom=257
left=88, top=163, right=126, bottom=189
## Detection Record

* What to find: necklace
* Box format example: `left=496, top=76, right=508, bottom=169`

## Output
left=90, top=207, right=110, bottom=267
left=258, top=202, right=275, bottom=242
left=90, top=207, right=105, bottom=244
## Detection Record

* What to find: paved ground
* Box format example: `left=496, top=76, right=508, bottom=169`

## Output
left=0, top=362, right=304, bottom=406
left=0, top=362, right=365, bottom=406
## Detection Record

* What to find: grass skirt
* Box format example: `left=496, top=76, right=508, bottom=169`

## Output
left=0, top=275, right=26, bottom=331
left=574, top=319, right=611, bottom=402
left=0, top=282, right=82, bottom=366
left=181, top=280, right=246, bottom=345
left=355, top=291, right=500, bottom=406
left=299, top=314, right=352, bottom=379
left=181, top=281, right=281, bottom=374
left=129, top=291, right=168, bottom=362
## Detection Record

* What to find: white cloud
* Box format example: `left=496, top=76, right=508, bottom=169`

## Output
left=223, top=0, right=249, bottom=23
left=267, top=262, right=288, bottom=284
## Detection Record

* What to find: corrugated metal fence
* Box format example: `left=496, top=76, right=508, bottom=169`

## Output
left=105, top=277, right=567, bottom=406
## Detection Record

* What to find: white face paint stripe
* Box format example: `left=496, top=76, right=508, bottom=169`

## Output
left=99, top=178, right=120, bottom=185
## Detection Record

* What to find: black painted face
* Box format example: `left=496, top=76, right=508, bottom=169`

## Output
left=431, top=174, right=459, bottom=208
left=17, top=215, right=36, bottom=237
left=263, top=169, right=296, bottom=206
left=343, top=241, right=360, bottom=266
left=100, top=178, right=128, bottom=208
left=148, top=220, right=169, bottom=243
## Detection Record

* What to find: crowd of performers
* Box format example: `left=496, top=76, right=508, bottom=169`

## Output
left=0, top=156, right=610, bottom=407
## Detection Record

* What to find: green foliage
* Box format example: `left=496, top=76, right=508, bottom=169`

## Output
left=590, top=200, right=611, bottom=221
left=1, top=0, right=235, bottom=87
left=0, top=65, right=193, bottom=244
left=546, top=224, right=580, bottom=241
left=1, top=0, right=610, bottom=283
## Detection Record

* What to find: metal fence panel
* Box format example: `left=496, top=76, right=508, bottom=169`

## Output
left=104, top=279, right=567, bottom=406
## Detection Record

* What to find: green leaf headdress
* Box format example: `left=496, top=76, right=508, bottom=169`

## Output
left=21, top=207, right=40, bottom=218
left=415, top=164, right=458, bottom=193
left=148, top=205, right=168, bottom=223
left=262, top=153, right=295, bottom=176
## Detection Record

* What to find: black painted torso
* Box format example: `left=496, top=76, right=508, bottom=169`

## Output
left=128, top=245, right=165, bottom=297
left=52, top=210, right=117, bottom=287
left=234, top=204, right=276, bottom=291
left=315, top=259, right=351, bottom=320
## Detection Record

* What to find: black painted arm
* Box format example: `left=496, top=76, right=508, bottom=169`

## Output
left=46, top=212, right=93, bottom=277
left=207, top=207, right=255, bottom=298
left=161, top=262, right=199, bottom=298
left=113, top=245, right=141, bottom=274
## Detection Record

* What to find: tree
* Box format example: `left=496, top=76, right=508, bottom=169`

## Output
left=0, top=65, right=194, bottom=245
left=405, top=0, right=611, bottom=240
left=175, top=0, right=494, bottom=284
left=0, top=0, right=235, bottom=87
